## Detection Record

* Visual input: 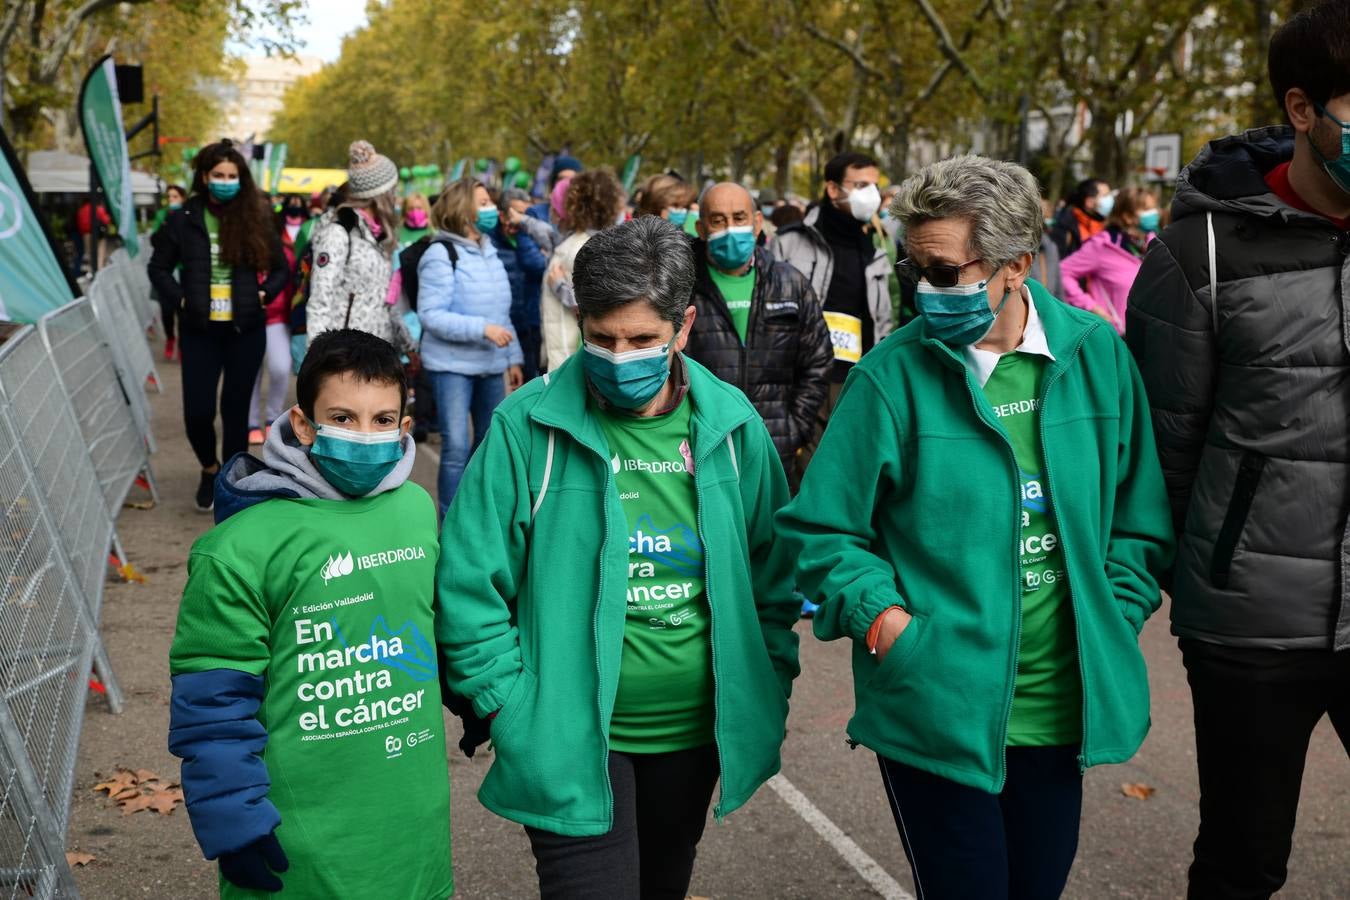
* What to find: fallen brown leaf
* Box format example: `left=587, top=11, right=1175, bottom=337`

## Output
left=1121, top=782, right=1156, bottom=800
left=133, top=769, right=160, bottom=785
left=145, top=786, right=184, bottom=815
left=93, top=770, right=138, bottom=796
left=65, top=851, right=95, bottom=867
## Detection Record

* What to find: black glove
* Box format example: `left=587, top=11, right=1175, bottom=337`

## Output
left=439, top=663, right=493, bottom=758
left=219, top=831, right=289, bottom=893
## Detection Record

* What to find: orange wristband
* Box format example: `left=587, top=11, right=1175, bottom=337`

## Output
left=866, top=605, right=903, bottom=654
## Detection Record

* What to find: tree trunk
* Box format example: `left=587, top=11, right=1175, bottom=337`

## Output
left=773, top=140, right=791, bottom=197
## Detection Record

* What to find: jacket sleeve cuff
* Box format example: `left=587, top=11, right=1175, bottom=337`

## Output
left=468, top=668, right=521, bottom=719
left=846, top=592, right=905, bottom=645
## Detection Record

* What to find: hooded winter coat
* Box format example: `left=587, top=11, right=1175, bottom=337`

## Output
left=1126, top=126, right=1350, bottom=651
left=683, top=243, right=833, bottom=467
left=306, top=207, right=415, bottom=352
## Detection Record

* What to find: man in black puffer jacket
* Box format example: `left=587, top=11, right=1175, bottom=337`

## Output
left=1126, top=3, right=1350, bottom=896
left=684, top=183, right=831, bottom=481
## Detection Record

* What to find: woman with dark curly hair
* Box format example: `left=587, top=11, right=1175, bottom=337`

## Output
left=539, top=169, right=626, bottom=370
left=149, top=140, right=288, bottom=512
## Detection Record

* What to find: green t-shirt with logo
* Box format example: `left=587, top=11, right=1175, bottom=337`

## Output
left=596, top=396, right=715, bottom=753
left=708, top=265, right=756, bottom=343
left=203, top=209, right=234, bottom=323
left=170, top=482, right=453, bottom=900
left=982, top=352, right=1083, bottom=746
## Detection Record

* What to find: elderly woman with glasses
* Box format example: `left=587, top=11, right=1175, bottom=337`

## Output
left=437, top=216, right=800, bottom=900
left=776, top=155, right=1174, bottom=899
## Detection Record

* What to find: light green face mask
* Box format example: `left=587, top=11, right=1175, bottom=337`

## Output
left=1312, top=102, right=1350, bottom=195
left=308, top=421, right=403, bottom=496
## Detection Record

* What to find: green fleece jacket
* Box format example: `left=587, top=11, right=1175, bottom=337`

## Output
left=776, top=283, right=1174, bottom=793
left=436, top=353, right=799, bottom=836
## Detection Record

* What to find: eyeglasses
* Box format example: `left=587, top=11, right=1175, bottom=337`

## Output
left=895, top=258, right=984, bottom=288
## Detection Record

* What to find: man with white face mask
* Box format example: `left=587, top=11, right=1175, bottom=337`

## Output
left=771, top=152, right=896, bottom=474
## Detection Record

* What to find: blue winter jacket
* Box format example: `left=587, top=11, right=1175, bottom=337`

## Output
left=417, top=232, right=523, bottom=375
left=489, top=224, right=548, bottom=332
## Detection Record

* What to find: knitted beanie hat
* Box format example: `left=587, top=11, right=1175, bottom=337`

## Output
left=346, top=140, right=398, bottom=200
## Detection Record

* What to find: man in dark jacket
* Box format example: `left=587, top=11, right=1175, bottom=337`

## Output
left=1048, top=177, right=1111, bottom=259
left=1126, top=3, right=1350, bottom=896
left=685, top=183, right=831, bottom=482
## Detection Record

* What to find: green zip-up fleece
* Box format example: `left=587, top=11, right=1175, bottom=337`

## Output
left=776, top=283, right=1174, bottom=793
left=436, top=353, right=800, bottom=836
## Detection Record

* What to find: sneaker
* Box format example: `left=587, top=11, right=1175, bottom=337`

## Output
left=248, top=428, right=264, bottom=445
left=195, top=470, right=216, bottom=513
left=164, top=337, right=176, bottom=361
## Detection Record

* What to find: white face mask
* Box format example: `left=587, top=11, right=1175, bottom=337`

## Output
left=844, top=184, right=882, bottom=222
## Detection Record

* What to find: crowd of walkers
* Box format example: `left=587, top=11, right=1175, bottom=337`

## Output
left=156, top=2, right=1348, bottom=897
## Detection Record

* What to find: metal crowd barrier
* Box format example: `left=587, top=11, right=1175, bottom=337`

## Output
left=0, top=329, right=125, bottom=715
left=0, top=253, right=161, bottom=898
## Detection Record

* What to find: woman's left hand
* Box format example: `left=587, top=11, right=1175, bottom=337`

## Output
left=506, top=365, right=524, bottom=392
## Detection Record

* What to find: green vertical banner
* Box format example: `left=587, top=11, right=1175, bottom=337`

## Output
left=268, top=143, right=288, bottom=193
left=0, top=125, right=78, bottom=322
left=78, top=55, right=139, bottom=257
left=621, top=154, right=642, bottom=194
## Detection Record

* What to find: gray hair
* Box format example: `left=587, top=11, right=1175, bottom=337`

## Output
left=573, top=217, right=696, bottom=328
left=499, top=187, right=531, bottom=212
left=889, top=155, right=1042, bottom=268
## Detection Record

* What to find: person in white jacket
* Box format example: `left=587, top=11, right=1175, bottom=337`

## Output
left=539, top=169, right=627, bottom=372
left=306, top=141, right=414, bottom=354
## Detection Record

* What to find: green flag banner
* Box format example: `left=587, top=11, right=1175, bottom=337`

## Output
left=0, top=125, right=78, bottom=322
left=268, top=143, right=288, bottom=193
left=621, top=154, right=641, bottom=194
left=79, top=56, right=139, bottom=257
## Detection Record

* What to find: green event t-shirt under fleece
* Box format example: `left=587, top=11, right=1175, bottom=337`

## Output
left=981, top=352, right=1083, bottom=746
left=708, top=264, right=756, bottom=343
left=170, top=482, right=453, bottom=900
left=596, top=395, right=716, bottom=753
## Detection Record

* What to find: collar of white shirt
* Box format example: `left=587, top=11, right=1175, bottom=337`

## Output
left=961, top=286, right=1056, bottom=389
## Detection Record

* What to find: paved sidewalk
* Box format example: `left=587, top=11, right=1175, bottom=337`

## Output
left=68, top=343, right=1348, bottom=898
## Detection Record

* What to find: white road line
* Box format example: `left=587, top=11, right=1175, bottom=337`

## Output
left=767, top=773, right=913, bottom=900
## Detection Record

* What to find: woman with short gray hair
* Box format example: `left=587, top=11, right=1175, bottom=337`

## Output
left=438, top=216, right=800, bottom=899
left=777, top=154, right=1174, bottom=897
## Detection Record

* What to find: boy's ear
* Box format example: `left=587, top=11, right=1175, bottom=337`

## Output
left=400, top=414, right=413, bottom=437
left=290, top=406, right=316, bottom=446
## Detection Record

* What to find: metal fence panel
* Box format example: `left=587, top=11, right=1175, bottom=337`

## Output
left=0, top=405, right=94, bottom=899
left=86, top=282, right=154, bottom=452
left=38, top=301, right=149, bottom=514
left=0, top=330, right=115, bottom=619
left=92, top=273, right=162, bottom=411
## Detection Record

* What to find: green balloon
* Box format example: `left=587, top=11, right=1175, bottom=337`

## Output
left=475, top=158, right=490, bottom=173
left=511, top=171, right=532, bottom=190
left=504, top=156, right=521, bottom=173
left=401, top=167, right=413, bottom=179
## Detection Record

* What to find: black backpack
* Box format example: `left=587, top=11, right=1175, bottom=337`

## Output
left=398, top=235, right=458, bottom=310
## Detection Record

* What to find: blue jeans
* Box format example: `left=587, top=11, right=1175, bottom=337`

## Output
left=430, top=371, right=505, bottom=517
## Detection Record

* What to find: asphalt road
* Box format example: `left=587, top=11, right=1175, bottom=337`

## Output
left=67, top=348, right=1347, bottom=899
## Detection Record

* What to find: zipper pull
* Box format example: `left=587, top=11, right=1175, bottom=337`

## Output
left=845, top=738, right=860, bottom=750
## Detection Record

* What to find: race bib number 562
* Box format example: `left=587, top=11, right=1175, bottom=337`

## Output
left=823, top=311, right=863, bottom=363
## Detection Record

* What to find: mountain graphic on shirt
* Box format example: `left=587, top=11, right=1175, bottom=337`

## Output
left=1020, top=470, right=1048, bottom=515
left=332, top=616, right=438, bottom=682
left=631, top=513, right=702, bottom=577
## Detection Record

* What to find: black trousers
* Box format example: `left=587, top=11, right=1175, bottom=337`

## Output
left=878, top=746, right=1083, bottom=899
left=525, top=744, right=720, bottom=900
left=158, top=292, right=178, bottom=341
left=179, top=325, right=266, bottom=469
left=1181, top=638, right=1350, bottom=900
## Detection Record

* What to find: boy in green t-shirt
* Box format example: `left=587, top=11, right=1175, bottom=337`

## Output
left=169, top=329, right=453, bottom=899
